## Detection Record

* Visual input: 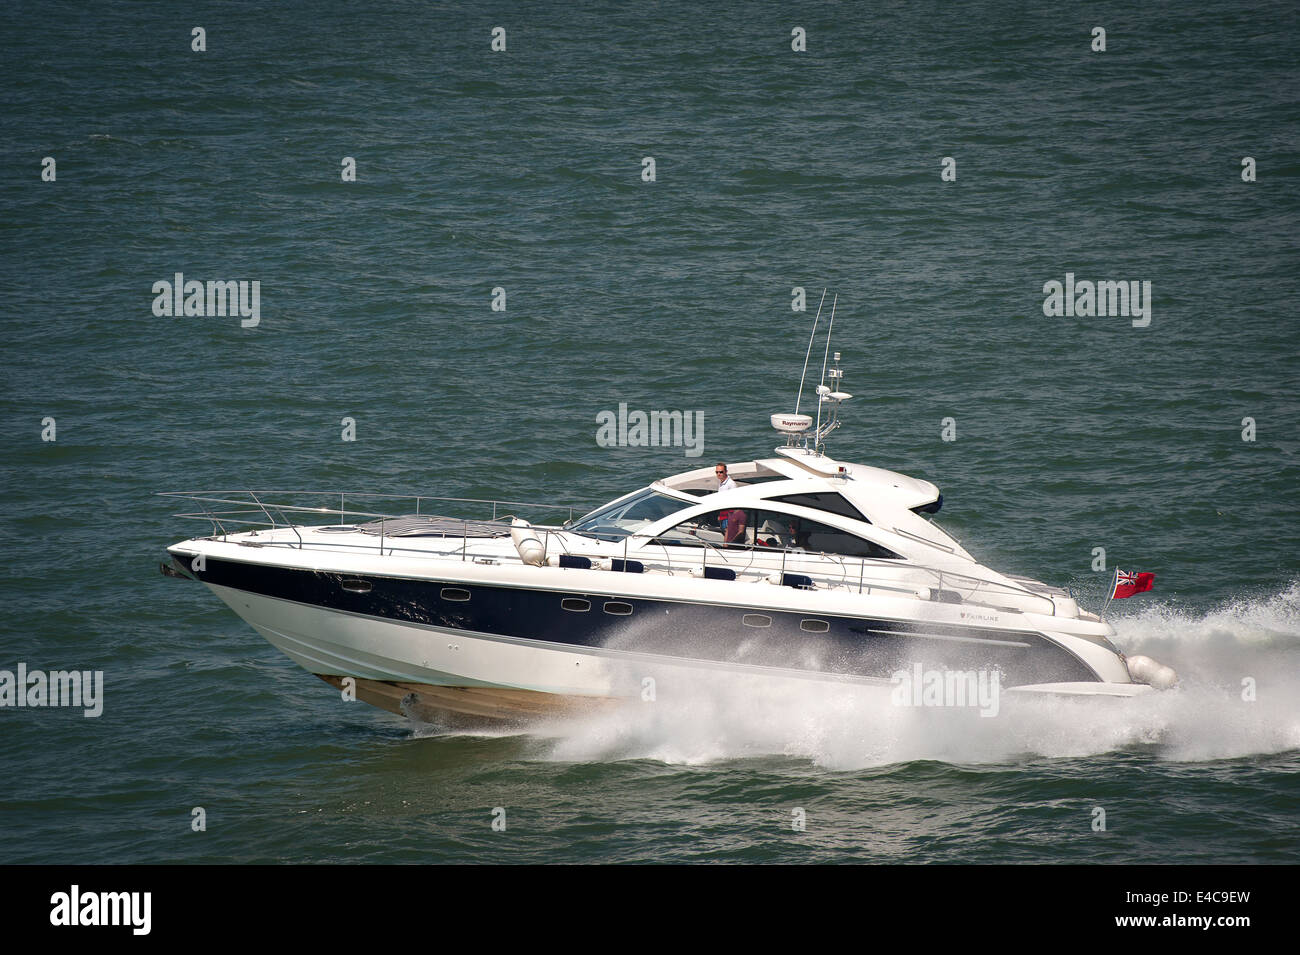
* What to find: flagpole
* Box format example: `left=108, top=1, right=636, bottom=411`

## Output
left=1100, top=567, right=1119, bottom=621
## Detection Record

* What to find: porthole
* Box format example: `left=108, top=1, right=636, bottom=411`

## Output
left=742, top=614, right=772, bottom=628
left=440, top=588, right=471, bottom=602
left=561, top=598, right=591, bottom=612
left=800, top=619, right=830, bottom=633
left=603, top=601, right=634, bottom=616
left=340, top=578, right=372, bottom=594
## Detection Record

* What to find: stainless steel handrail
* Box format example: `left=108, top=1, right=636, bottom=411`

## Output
left=890, top=525, right=956, bottom=554
left=160, top=491, right=578, bottom=524
left=613, top=528, right=1057, bottom=614
left=160, top=489, right=581, bottom=517
left=160, top=490, right=1057, bottom=614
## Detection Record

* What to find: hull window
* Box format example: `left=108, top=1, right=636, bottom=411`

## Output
left=603, top=601, right=634, bottom=616
left=440, top=588, right=471, bottom=602
left=340, top=578, right=373, bottom=594
left=742, top=614, right=772, bottom=628
left=561, top=598, right=591, bottom=612
left=800, top=619, right=830, bottom=633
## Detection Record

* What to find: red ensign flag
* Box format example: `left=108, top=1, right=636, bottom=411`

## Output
left=1112, top=569, right=1155, bottom=599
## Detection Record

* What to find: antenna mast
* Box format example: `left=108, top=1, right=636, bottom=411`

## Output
left=771, top=291, right=851, bottom=460
left=813, top=293, right=837, bottom=447
left=794, top=289, right=827, bottom=416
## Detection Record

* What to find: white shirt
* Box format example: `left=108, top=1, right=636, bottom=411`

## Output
left=717, top=476, right=737, bottom=492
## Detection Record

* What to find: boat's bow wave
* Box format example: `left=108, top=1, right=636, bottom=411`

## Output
left=526, top=581, right=1300, bottom=769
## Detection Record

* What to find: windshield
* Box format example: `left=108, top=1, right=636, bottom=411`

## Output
left=567, top=488, right=689, bottom=541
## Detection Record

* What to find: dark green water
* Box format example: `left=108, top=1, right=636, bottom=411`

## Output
left=1, top=0, right=1297, bottom=863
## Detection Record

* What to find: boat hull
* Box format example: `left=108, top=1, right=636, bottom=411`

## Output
left=181, top=542, right=1135, bottom=725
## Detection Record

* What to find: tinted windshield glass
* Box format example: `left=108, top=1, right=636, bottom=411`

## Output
left=568, top=489, right=688, bottom=540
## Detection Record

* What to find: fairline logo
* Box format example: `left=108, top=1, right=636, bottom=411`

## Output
left=0, top=664, right=103, bottom=717
left=1042, top=272, right=1152, bottom=327
left=890, top=664, right=1001, bottom=716
left=151, top=272, right=261, bottom=327
left=596, top=402, right=705, bottom=458
left=50, top=885, right=151, bottom=935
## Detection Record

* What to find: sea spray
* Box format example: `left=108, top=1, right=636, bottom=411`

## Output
left=514, top=583, right=1300, bottom=769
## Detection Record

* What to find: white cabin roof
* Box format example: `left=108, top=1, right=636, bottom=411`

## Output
left=647, top=455, right=967, bottom=560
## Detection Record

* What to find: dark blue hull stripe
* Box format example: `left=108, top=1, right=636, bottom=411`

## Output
left=182, top=555, right=1100, bottom=685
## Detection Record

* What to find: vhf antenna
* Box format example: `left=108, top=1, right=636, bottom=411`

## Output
left=813, top=293, right=838, bottom=447
left=794, top=289, right=827, bottom=416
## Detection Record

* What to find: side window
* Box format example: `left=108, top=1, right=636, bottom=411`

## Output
left=655, top=509, right=754, bottom=548
left=767, top=492, right=870, bottom=524
left=752, top=510, right=901, bottom=559
left=752, top=511, right=799, bottom=549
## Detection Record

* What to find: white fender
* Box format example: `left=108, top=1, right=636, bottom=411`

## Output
left=1126, top=654, right=1178, bottom=690
left=510, top=518, right=547, bottom=567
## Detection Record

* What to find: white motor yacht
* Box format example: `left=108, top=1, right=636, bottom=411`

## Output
left=162, top=313, right=1176, bottom=726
